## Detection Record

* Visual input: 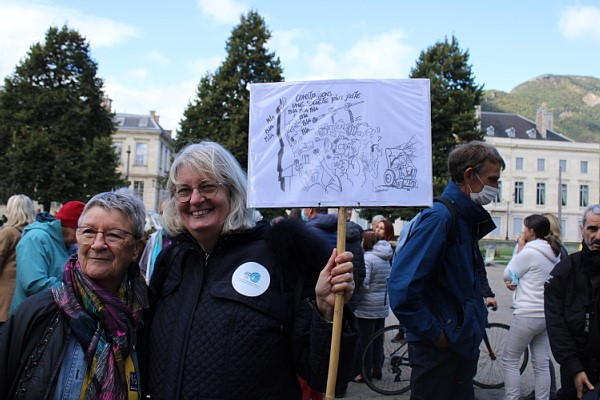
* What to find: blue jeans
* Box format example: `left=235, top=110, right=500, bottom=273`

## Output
left=408, top=340, right=478, bottom=400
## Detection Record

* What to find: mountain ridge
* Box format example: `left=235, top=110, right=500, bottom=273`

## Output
left=481, top=74, right=600, bottom=143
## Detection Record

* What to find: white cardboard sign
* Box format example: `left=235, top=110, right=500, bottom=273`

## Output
left=248, top=79, right=432, bottom=207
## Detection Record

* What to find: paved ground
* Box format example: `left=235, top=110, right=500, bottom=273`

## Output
left=341, top=263, right=559, bottom=399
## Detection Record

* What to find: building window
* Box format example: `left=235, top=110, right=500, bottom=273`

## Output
left=536, top=183, right=546, bottom=205
left=514, top=182, right=524, bottom=204
left=581, top=161, right=588, bottom=174
left=493, top=181, right=502, bottom=203
left=561, top=220, right=566, bottom=237
left=135, top=143, right=147, bottom=165
left=133, top=181, right=144, bottom=199
left=113, top=142, right=122, bottom=163
left=490, top=217, right=501, bottom=237
left=513, top=217, right=523, bottom=237
left=515, top=157, right=523, bottom=170
left=561, top=184, right=567, bottom=206
left=559, top=160, right=566, bottom=173
left=580, top=185, right=589, bottom=207
left=537, top=158, right=545, bottom=172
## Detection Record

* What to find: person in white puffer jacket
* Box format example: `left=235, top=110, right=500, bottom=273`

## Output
left=502, top=214, right=561, bottom=400
left=353, top=231, right=393, bottom=382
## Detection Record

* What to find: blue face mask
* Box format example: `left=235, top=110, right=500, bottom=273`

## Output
left=300, top=209, right=309, bottom=222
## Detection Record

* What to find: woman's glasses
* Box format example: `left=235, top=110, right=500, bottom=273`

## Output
left=173, top=181, right=223, bottom=203
left=76, top=227, right=134, bottom=246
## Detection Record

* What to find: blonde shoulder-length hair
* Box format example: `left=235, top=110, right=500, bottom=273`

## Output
left=6, top=194, right=35, bottom=228
left=162, top=141, right=260, bottom=237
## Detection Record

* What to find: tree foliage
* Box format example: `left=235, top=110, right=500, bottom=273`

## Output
left=177, top=10, right=284, bottom=169
left=359, top=35, right=484, bottom=225
left=0, top=25, right=124, bottom=210
left=177, top=11, right=285, bottom=220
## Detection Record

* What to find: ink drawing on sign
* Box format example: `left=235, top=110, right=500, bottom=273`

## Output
left=248, top=79, right=432, bottom=207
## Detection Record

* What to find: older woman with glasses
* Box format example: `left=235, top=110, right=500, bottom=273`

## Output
left=148, top=141, right=358, bottom=399
left=0, top=189, right=150, bottom=400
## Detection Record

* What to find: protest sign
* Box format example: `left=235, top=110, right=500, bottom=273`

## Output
left=249, top=79, right=432, bottom=208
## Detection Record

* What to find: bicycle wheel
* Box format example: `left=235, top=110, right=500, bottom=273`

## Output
left=473, top=322, right=529, bottom=388
left=362, top=325, right=411, bottom=395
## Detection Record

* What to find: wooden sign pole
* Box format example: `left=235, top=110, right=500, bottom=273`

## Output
left=325, top=207, right=347, bottom=399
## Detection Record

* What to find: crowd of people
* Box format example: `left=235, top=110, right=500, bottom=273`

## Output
left=0, top=139, right=598, bottom=400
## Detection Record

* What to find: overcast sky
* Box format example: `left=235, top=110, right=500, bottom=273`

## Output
left=1, top=0, right=598, bottom=132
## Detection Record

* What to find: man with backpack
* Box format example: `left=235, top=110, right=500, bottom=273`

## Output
left=389, top=141, right=505, bottom=400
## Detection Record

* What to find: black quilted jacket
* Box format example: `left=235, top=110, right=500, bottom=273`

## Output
left=148, top=219, right=358, bottom=400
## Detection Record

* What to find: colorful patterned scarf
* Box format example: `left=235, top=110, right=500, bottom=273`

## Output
left=52, top=257, right=149, bottom=400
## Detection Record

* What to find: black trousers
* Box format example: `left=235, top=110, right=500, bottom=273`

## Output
left=408, top=340, right=478, bottom=400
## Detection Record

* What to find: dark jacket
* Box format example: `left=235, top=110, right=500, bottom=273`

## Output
left=305, top=213, right=366, bottom=308
left=148, top=219, right=358, bottom=400
left=0, top=285, right=150, bottom=400
left=544, top=247, right=600, bottom=378
left=388, top=181, right=495, bottom=360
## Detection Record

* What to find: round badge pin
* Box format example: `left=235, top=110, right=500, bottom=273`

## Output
left=231, top=262, right=270, bottom=297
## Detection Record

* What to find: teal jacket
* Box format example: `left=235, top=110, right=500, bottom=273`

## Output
left=10, top=213, right=68, bottom=314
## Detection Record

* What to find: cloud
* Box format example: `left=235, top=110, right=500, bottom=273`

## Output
left=559, top=5, right=600, bottom=41
left=128, top=68, right=148, bottom=81
left=300, top=30, right=415, bottom=81
left=105, top=77, right=199, bottom=134
left=188, top=55, right=223, bottom=76
left=148, top=50, right=171, bottom=66
left=196, top=0, right=247, bottom=24
left=0, top=1, right=139, bottom=78
left=269, top=29, right=306, bottom=63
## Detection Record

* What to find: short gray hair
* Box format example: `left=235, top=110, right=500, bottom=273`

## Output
left=162, top=141, right=259, bottom=237
left=80, top=188, right=146, bottom=239
left=372, top=214, right=385, bottom=224
left=6, top=194, right=35, bottom=228
left=582, top=204, right=600, bottom=227
left=448, top=141, right=505, bottom=183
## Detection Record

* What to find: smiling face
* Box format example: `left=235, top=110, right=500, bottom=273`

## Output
left=176, top=164, right=231, bottom=251
left=77, top=206, right=143, bottom=293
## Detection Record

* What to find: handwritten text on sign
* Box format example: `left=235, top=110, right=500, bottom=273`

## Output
left=248, top=79, right=432, bottom=208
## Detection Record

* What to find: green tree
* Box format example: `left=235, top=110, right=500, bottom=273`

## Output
left=177, top=10, right=284, bottom=168
left=0, top=25, right=124, bottom=210
left=359, top=35, right=484, bottom=225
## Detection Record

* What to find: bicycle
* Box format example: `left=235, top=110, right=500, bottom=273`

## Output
left=361, top=325, right=411, bottom=395
left=361, top=322, right=529, bottom=395
left=474, top=322, right=529, bottom=388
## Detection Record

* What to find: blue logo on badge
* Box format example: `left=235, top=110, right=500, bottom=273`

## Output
left=244, top=271, right=261, bottom=283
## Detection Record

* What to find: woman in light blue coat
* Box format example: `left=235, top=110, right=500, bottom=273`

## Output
left=353, top=231, right=393, bottom=382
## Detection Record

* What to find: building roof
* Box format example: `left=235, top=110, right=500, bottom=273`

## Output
left=114, top=113, right=163, bottom=131
left=481, top=112, right=571, bottom=142
left=113, top=112, right=173, bottom=142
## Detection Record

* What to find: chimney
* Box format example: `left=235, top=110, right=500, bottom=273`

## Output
left=150, top=110, right=159, bottom=124
left=536, top=106, right=548, bottom=139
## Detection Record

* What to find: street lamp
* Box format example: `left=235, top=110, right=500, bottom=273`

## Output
left=126, top=145, right=131, bottom=183
left=505, top=201, right=510, bottom=241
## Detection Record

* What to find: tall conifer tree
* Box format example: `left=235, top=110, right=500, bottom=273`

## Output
left=360, top=36, right=483, bottom=223
left=0, top=25, right=123, bottom=209
left=177, top=10, right=283, bottom=168
left=410, top=35, right=484, bottom=194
